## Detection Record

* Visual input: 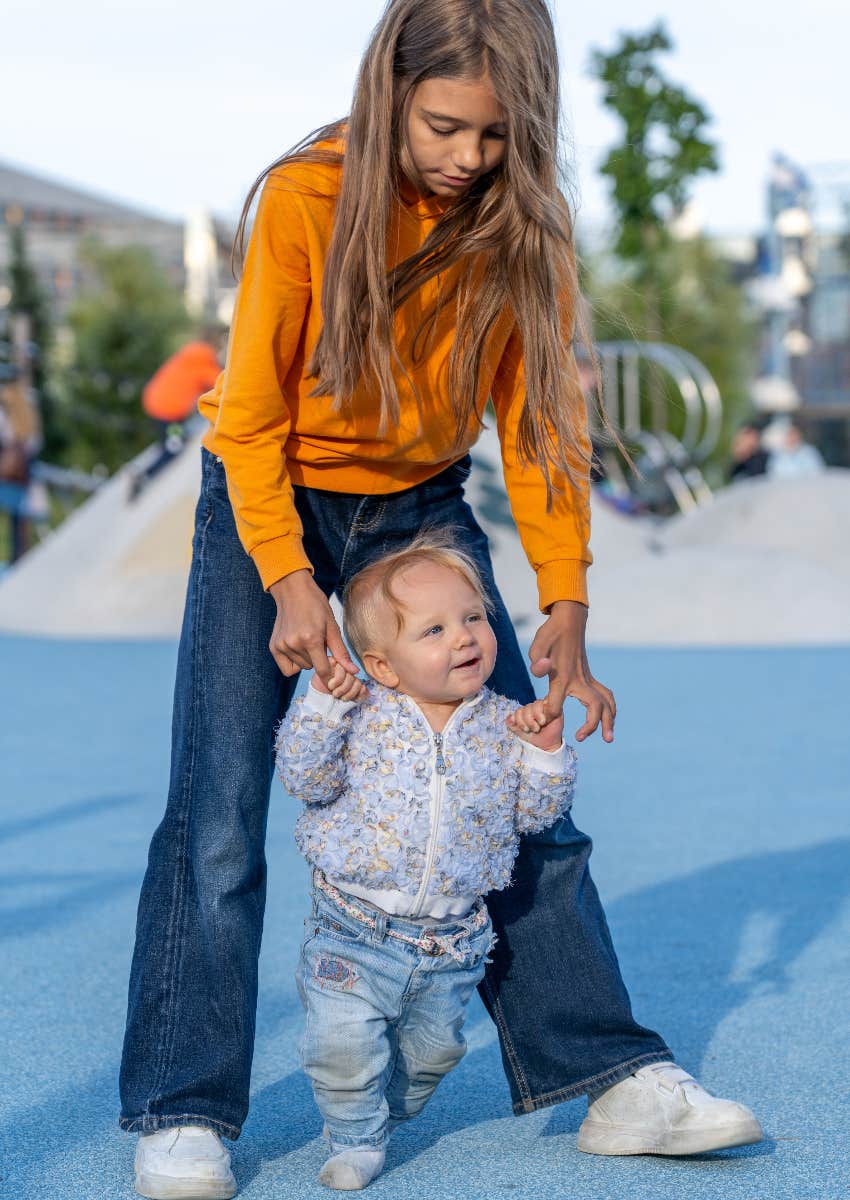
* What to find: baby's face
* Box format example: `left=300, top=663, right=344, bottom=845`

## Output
left=376, top=562, right=497, bottom=706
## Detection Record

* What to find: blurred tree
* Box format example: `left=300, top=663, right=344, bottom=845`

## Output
left=839, top=199, right=850, bottom=273
left=586, top=23, right=756, bottom=475
left=589, top=23, right=718, bottom=278
left=6, top=222, right=66, bottom=459
left=58, top=241, right=190, bottom=472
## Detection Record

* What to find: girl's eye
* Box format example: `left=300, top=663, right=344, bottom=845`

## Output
left=428, top=125, right=506, bottom=141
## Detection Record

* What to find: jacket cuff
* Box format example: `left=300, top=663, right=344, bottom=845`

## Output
left=517, top=738, right=572, bottom=774
left=537, top=560, right=589, bottom=611
left=303, top=683, right=358, bottom=721
left=252, top=535, right=314, bottom=591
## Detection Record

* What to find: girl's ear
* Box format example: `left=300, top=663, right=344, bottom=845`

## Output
left=362, top=651, right=399, bottom=689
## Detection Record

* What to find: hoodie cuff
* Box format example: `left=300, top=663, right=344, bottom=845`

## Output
left=252, top=534, right=314, bottom=592
left=537, top=560, right=589, bottom=611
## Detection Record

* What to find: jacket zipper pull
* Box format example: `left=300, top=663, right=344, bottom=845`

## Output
left=433, top=732, right=447, bottom=775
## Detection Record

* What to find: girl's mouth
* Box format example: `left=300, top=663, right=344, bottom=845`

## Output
left=438, top=172, right=474, bottom=188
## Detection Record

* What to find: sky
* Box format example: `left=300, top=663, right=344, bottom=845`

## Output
left=4, top=0, right=846, bottom=238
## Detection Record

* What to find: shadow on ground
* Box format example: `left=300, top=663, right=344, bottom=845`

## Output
left=8, top=839, right=839, bottom=1195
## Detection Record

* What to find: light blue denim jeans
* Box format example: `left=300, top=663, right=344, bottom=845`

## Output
left=297, top=881, right=494, bottom=1151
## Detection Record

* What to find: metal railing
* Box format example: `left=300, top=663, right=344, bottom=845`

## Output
left=595, top=341, right=724, bottom=514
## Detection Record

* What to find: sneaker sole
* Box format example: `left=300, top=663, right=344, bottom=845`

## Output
left=577, top=1117, right=763, bottom=1156
left=134, top=1170, right=237, bottom=1200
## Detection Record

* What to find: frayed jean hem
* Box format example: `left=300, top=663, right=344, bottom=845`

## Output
left=511, top=1048, right=674, bottom=1115
left=118, top=1112, right=242, bottom=1141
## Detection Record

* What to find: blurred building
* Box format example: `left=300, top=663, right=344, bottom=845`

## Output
left=0, top=159, right=234, bottom=323
left=710, top=155, right=850, bottom=465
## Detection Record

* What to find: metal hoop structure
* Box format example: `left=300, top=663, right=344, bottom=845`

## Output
left=594, top=341, right=724, bottom=514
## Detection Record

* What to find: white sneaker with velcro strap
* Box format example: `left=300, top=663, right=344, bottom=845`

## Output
left=134, top=1126, right=237, bottom=1199
left=577, top=1061, right=763, bottom=1156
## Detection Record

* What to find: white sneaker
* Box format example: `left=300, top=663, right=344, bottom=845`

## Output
left=134, top=1126, right=237, bottom=1199
left=577, top=1062, right=763, bottom=1156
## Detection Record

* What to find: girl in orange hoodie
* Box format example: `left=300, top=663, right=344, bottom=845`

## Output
left=122, top=3, right=759, bottom=1196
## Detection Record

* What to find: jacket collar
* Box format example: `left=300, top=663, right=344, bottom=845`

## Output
left=395, top=687, right=486, bottom=735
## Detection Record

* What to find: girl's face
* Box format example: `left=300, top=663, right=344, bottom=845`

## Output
left=405, top=74, right=508, bottom=197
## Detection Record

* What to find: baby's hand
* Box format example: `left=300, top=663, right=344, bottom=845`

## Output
left=310, top=657, right=368, bottom=702
left=506, top=700, right=564, bottom=752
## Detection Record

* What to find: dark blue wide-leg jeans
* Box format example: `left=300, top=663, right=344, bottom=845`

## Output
left=119, top=449, right=670, bottom=1137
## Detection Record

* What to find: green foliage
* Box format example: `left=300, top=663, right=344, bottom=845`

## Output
left=589, top=23, right=719, bottom=265
left=839, top=200, right=850, bottom=274
left=56, top=240, right=190, bottom=472
left=6, top=224, right=65, bottom=459
left=8, top=224, right=51, bottom=343
left=586, top=24, right=755, bottom=476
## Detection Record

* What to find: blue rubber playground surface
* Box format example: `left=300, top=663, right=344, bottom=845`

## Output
left=1, top=636, right=848, bottom=1199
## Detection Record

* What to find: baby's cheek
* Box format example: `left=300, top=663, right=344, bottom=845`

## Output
left=482, top=627, right=498, bottom=669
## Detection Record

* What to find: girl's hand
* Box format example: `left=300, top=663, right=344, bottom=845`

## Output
left=311, top=657, right=367, bottom=702
left=529, top=600, right=616, bottom=743
left=268, top=569, right=359, bottom=687
left=506, top=700, right=564, bottom=752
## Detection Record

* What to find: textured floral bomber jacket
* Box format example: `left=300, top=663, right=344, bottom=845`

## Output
left=275, top=682, right=577, bottom=916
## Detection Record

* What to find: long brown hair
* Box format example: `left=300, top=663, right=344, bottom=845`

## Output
left=236, top=0, right=594, bottom=497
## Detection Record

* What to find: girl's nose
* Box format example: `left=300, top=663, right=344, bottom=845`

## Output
left=451, top=136, right=484, bottom=174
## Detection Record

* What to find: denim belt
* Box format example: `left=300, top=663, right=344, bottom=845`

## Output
left=314, top=872, right=488, bottom=963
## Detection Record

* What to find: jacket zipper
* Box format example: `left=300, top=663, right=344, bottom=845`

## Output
left=433, top=732, right=447, bottom=775
left=405, top=693, right=483, bottom=920
left=410, top=733, right=447, bottom=918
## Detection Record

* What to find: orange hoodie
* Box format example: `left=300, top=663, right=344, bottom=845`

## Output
left=201, top=157, right=592, bottom=609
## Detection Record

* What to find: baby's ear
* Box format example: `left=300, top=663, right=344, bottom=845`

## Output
left=362, top=651, right=398, bottom=689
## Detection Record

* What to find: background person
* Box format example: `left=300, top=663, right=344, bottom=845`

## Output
left=129, top=331, right=224, bottom=500
left=728, top=417, right=769, bottom=483
left=767, top=416, right=826, bottom=480
left=0, top=367, right=43, bottom=562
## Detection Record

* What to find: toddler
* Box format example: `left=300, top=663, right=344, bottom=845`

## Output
left=275, top=536, right=576, bottom=1190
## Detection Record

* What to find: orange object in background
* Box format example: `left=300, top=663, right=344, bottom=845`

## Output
left=142, top=341, right=222, bottom=424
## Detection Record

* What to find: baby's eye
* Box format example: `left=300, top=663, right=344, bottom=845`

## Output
left=467, top=613, right=483, bottom=623
left=425, top=625, right=443, bottom=636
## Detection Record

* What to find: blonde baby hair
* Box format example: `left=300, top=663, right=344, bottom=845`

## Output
left=342, top=530, right=493, bottom=663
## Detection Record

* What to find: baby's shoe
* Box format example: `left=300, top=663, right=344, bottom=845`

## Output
left=318, top=1147, right=386, bottom=1191
left=577, top=1061, right=762, bottom=1156
left=134, top=1125, right=237, bottom=1198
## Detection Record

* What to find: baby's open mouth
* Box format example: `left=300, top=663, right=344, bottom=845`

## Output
left=453, top=657, right=480, bottom=670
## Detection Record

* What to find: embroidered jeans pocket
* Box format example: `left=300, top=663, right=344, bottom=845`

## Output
left=313, top=952, right=360, bottom=992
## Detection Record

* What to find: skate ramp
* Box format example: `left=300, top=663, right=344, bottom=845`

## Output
left=0, top=439, right=201, bottom=637
left=0, top=426, right=848, bottom=644
left=468, top=432, right=850, bottom=645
